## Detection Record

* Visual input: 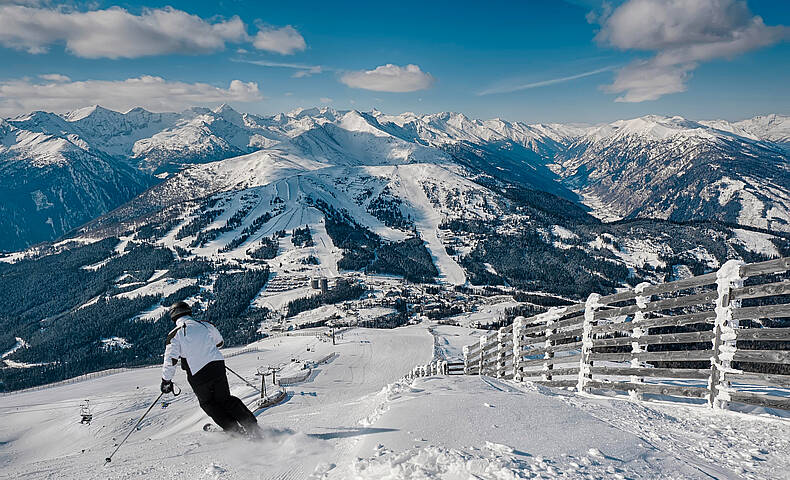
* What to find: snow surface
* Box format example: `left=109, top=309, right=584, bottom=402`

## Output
left=2, top=337, right=29, bottom=368
left=731, top=229, right=780, bottom=258
left=3, top=323, right=787, bottom=479
left=100, top=337, right=133, bottom=351
left=2, top=337, right=52, bottom=369
left=115, top=277, right=197, bottom=300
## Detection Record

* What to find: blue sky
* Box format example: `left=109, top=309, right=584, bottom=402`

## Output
left=0, top=0, right=787, bottom=123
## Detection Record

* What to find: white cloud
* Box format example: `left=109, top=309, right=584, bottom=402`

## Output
left=320, top=97, right=333, bottom=104
left=253, top=25, right=306, bottom=55
left=340, top=64, right=434, bottom=92
left=0, top=75, right=261, bottom=116
left=602, top=61, right=693, bottom=102
left=238, top=59, right=323, bottom=77
left=594, top=0, right=788, bottom=102
left=0, top=5, right=248, bottom=58
left=38, top=73, right=70, bottom=82
left=478, top=66, right=617, bottom=95
left=0, top=5, right=308, bottom=59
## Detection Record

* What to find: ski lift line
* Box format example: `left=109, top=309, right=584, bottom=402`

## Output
left=223, top=336, right=325, bottom=388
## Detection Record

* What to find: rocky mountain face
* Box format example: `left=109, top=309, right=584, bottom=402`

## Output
left=0, top=117, right=151, bottom=251
left=1, top=105, right=788, bottom=251
left=550, top=116, right=790, bottom=231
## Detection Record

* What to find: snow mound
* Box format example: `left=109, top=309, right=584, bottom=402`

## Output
left=349, top=444, right=531, bottom=479
left=345, top=442, right=677, bottom=480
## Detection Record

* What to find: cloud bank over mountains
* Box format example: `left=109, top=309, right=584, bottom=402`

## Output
left=593, top=0, right=788, bottom=102
left=0, top=75, right=261, bottom=116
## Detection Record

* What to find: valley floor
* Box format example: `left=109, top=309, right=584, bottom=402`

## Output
left=1, top=324, right=789, bottom=479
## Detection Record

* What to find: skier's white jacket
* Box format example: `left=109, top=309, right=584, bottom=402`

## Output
left=162, top=315, right=224, bottom=381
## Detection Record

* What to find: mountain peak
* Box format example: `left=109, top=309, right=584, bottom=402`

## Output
left=212, top=103, right=237, bottom=114
left=65, top=105, right=117, bottom=122
left=124, top=106, right=153, bottom=116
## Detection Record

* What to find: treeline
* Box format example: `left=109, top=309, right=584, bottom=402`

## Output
left=202, top=269, right=271, bottom=346
left=459, top=225, right=630, bottom=299
left=317, top=199, right=379, bottom=270
left=285, top=280, right=366, bottom=317
left=368, top=237, right=438, bottom=283
left=291, top=226, right=314, bottom=247
left=311, top=197, right=437, bottom=282
left=368, top=189, right=412, bottom=229
left=176, top=209, right=222, bottom=240
left=1, top=294, right=169, bottom=391
left=136, top=217, right=182, bottom=241
left=248, top=236, right=279, bottom=259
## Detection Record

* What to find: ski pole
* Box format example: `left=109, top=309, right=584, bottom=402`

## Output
left=225, top=365, right=262, bottom=394
left=104, top=391, right=164, bottom=465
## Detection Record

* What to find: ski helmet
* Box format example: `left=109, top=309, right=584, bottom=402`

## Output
left=169, top=301, right=192, bottom=322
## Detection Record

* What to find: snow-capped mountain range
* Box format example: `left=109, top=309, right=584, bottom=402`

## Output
left=2, top=105, right=788, bottom=395
left=1, top=104, right=788, bottom=251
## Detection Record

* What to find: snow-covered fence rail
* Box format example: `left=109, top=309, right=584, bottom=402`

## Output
left=277, top=368, right=312, bottom=386
left=409, top=360, right=449, bottom=379
left=462, top=256, right=790, bottom=412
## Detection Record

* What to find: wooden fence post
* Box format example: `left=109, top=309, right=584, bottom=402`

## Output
left=630, top=282, right=651, bottom=401
left=497, top=327, right=508, bottom=378
left=512, top=316, right=525, bottom=382
left=539, top=307, right=567, bottom=381
left=543, top=314, right=556, bottom=381
left=578, top=293, right=602, bottom=393
left=478, top=335, right=488, bottom=376
left=463, top=345, right=471, bottom=375
left=709, top=260, right=744, bottom=409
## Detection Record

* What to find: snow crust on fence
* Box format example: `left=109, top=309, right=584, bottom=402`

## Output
left=711, top=259, right=745, bottom=407
left=577, top=293, right=602, bottom=392
left=536, top=307, right=566, bottom=380
left=277, top=369, right=311, bottom=386
left=630, top=281, right=652, bottom=400
left=512, top=316, right=525, bottom=381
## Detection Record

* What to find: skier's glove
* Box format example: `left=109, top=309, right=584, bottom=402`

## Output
left=161, top=379, right=174, bottom=394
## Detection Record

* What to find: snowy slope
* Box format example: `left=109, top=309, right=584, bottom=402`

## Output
left=703, top=114, right=790, bottom=148
left=2, top=325, right=788, bottom=479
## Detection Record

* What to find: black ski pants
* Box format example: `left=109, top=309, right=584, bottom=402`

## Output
left=188, top=360, right=257, bottom=433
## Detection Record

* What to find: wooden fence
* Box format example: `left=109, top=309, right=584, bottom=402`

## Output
left=462, top=257, right=790, bottom=411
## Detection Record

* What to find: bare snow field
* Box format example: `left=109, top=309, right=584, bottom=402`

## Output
left=2, top=324, right=789, bottom=479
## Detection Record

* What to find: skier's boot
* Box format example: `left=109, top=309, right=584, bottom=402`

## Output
left=241, top=421, right=263, bottom=440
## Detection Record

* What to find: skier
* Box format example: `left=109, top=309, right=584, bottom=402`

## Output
left=160, top=301, right=259, bottom=435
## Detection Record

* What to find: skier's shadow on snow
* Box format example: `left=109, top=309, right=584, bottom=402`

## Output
left=307, top=427, right=398, bottom=440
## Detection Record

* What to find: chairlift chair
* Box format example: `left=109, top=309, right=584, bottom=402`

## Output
left=79, top=400, right=93, bottom=425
